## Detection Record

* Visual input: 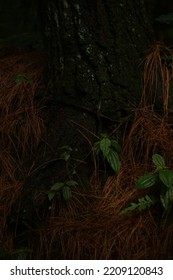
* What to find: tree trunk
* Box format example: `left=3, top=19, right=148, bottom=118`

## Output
left=40, top=0, right=153, bottom=174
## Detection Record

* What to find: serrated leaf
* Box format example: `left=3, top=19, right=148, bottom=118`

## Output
left=138, top=197, right=147, bottom=210
left=111, top=140, right=122, bottom=154
left=135, top=173, right=158, bottom=189
left=119, top=195, right=156, bottom=216
left=152, top=154, right=166, bottom=169
left=100, top=137, right=111, bottom=158
left=62, top=186, right=72, bottom=201
left=159, top=169, right=173, bottom=189
left=50, top=182, right=64, bottom=191
left=66, top=180, right=78, bottom=186
left=48, top=191, right=56, bottom=201
left=106, top=149, right=121, bottom=174
left=138, top=195, right=155, bottom=211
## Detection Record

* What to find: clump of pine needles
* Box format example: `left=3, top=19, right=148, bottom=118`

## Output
left=0, top=50, right=46, bottom=253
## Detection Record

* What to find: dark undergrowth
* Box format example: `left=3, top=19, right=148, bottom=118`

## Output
left=1, top=42, right=173, bottom=260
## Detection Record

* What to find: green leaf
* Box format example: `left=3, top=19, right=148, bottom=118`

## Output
left=138, top=195, right=155, bottom=211
left=135, top=173, right=158, bottom=189
left=111, top=139, right=122, bottom=154
left=138, top=197, right=146, bottom=211
left=66, top=180, right=78, bottom=187
left=161, top=187, right=173, bottom=209
left=60, top=151, right=70, bottom=161
left=100, top=137, right=111, bottom=158
left=48, top=191, right=56, bottom=201
left=62, top=186, right=72, bottom=201
left=168, top=188, right=173, bottom=201
left=119, top=195, right=156, bottom=216
left=159, top=169, right=173, bottom=189
left=155, top=166, right=168, bottom=172
left=50, top=182, right=64, bottom=191
left=155, top=13, right=173, bottom=24
left=106, top=149, right=121, bottom=175
left=59, top=146, right=72, bottom=161
left=160, top=191, right=170, bottom=209
left=119, top=202, right=138, bottom=216
left=152, top=154, right=166, bottom=169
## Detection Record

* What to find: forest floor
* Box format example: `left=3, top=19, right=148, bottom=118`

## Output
left=1, top=44, right=173, bottom=260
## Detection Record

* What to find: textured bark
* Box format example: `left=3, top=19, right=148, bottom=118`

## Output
left=42, top=0, right=152, bottom=117
left=40, top=0, right=153, bottom=168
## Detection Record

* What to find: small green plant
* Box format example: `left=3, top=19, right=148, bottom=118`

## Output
left=119, top=154, right=173, bottom=216
left=47, top=145, right=79, bottom=202
left=119, top=195, right=156, bottom=216
left=48, top=180, right=78, bottom=201
left=93, top=134, right=121, bottom=175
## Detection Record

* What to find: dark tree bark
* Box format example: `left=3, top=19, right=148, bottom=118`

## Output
left=42, top=0, right=152, bottom=116
left=40, top=0, right=154, bottom=175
